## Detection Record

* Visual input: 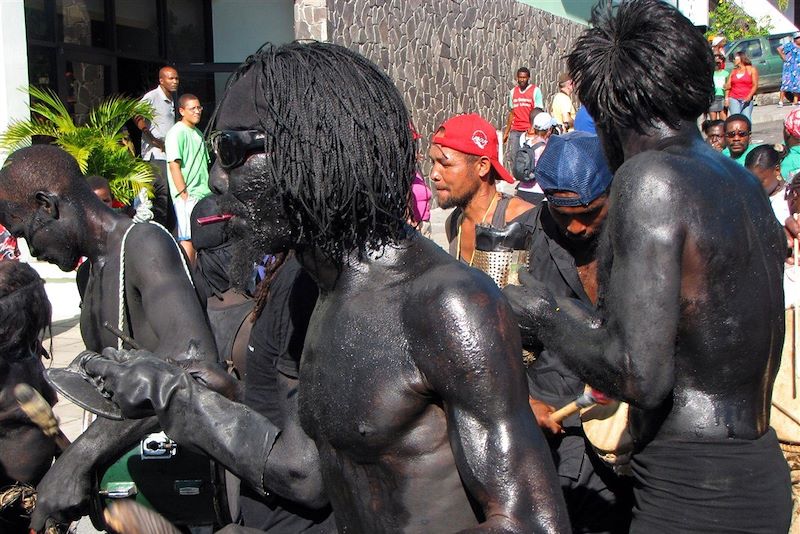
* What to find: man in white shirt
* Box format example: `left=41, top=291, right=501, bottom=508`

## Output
left=135, top=66, right=180, bottom=231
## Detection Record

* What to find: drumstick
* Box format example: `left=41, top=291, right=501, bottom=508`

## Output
left=196, top=213, right=233, bottom=226
left=773, top=399, right=800, bottom=427
left=14, top=383, right=71, bottom=453
left=551, top=389, right=609, bottom=423
left=103, top=321, right=142, bottom=350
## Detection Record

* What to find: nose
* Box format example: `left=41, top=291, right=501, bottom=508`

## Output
left=209, top=162, right=229, bottom=195
left=566, top=218, right=587, bottom=236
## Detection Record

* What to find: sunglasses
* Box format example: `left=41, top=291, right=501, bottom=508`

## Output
left=725, top=130, right=750, bottom=139
left=207, top=130, right=266, bottom=170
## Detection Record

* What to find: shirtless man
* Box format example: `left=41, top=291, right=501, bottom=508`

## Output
left=0, top=145, right=217, bottom=530
left=504, top=1, right=790, bottom=531
left=80, top=42, right=569, bottom=532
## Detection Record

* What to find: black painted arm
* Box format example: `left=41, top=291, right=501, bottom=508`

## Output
left=125, top=226, right=218, bottom=362
left=505, top=159, right=683, bottom=408
left=419, top=279, right=570, bottom=533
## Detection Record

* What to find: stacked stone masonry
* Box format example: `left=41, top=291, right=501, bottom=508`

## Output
left=323, top=0, right=584, bottom=167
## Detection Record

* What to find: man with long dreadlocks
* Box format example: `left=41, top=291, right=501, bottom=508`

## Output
left=503, top=1, right=791, bottom=531
left=78, top=42, right=569, bottom=532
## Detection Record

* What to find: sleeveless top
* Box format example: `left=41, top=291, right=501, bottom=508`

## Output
left=729, top=67, right=754, bottom=100
left=447, top=195, right=514, bottom=261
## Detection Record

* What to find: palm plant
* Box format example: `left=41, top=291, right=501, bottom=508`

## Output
left=0, top=85, right=156, bottom=204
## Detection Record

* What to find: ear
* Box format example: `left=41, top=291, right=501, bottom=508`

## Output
left=34, top=191, right=59, bottom=219
left=476, top=156, right=493, bottom=179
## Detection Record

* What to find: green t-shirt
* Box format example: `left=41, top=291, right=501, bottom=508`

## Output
left=722, top=144, right=755, bottom=166
left=782, top=145, right=800, bottom=181
left=713, top=69, right=728, bottom=97
left=165, top=121, right=211, bottom=199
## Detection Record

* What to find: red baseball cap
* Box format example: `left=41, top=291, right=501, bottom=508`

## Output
left=432, top=113, right=514, bottom=183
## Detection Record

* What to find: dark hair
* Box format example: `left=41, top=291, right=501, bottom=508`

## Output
left=179, top=93, right=199, bottom=108
left=735, top=51, right=752, bottom=66
left=208, top=42, right=414, bottom=264
left=517, top=67, right=530, bottom=76
left=725, top=113, right=752, bottom=131
left=529, top=107, right=545, bottom=125
left=567, top=0, right=714, bottom=134
left=0, top=145, right=95, bottom=207
left=702, top=119, right=725, bottom=133
left=745, top=144, right=787, bottom=170
left=0, top=262, right=50, bottom=355
left=86, top=175, right=110, bottom=191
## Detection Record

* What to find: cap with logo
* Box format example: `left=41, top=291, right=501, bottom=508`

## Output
left=534, top=131, right=613, bottom=207
left=432, top=113, right=514, bottom=183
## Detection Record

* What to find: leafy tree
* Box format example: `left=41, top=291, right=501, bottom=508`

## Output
left=707, top=0, right=773, bottom=41
left=0, top=86, right=156, bottom=204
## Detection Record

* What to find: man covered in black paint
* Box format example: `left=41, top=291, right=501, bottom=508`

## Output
left=78, top=42, right=569, bottom=533
left=504, top=1, right=791, bottom=532
left=0, top=146, right=218, bottom=530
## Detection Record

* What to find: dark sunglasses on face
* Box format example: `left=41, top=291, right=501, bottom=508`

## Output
left=207, top=130, right=266, bottom=170
left=725, top=130, right=750, bottom=139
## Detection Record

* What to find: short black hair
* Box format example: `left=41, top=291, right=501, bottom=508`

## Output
left=567, top=0, right=714, bottom=134
left=702, top=119, right=724, bottom=133
left=86, top=175, right=110, bottom=191
left=179, top=93, right=199, bottom=108
left=517, top=67, right=530, bottom=76
left=725, top=114, right=752, bottom=131
left=745, top=144, right=786, bottom=170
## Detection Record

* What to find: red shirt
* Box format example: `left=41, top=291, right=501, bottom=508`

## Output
left=510, top=85, right=537, bottom=131
left=729, top=68, right=754, bottom=100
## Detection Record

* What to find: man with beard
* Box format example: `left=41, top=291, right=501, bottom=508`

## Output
left=77, top=42, right=569, bottom=533
left=504, top=1, right=790, bottom=531
left=0, top=145, right=218, bottom=531
left=435, top=113, right=536, bottom=265
left=521, top=131, right=632, bottom=533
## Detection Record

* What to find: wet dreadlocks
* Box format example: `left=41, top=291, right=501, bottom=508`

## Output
left=209, top=42, right=416, bottom=265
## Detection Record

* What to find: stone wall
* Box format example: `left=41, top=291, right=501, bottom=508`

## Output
left=324, top=0, right=585, bottom=156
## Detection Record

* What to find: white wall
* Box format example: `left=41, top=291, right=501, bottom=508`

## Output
left=0, top=0, right=30, bottom=164
left=732, top=0, right=798, bottom=33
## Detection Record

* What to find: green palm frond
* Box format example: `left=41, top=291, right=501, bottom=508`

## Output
left=107, top=162, right=155, bottom=204
left=26, top=86, right=76, bottom=132
left=88, top=95, right=154, bottom=136
left=0, top=119, right=58, bottom=151
left=1, top=85, right=157, bottom=204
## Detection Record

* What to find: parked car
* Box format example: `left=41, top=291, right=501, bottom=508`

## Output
left=724, top=33, right=794, bottom=93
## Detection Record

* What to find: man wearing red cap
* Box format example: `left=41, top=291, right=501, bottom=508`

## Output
left=431, top=113, right=536, bottom=264
left=783, top=108, right=800, bottom=180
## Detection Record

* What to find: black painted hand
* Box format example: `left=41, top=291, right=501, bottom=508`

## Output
left=29, top=448, right=93, bottom=531
left=171, top=358, right=243, bottom=402
left=503, top=270, right=557, bottom=346
left=82, top=352, right=191, bottom=419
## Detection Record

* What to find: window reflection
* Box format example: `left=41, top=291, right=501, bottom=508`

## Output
left=115, top=0, right=159, bottom=57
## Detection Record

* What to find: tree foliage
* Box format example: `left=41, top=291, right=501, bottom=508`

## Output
left=0, top=86, right=156, bottom=204
left=707, top=0, right=773, bottom=41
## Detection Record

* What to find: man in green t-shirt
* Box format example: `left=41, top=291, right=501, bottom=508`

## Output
left=166, top=93, right=211, bottom=263
left=721, top=114, right=754, bottom=166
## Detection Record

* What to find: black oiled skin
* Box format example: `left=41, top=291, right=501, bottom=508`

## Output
left=506, top=122, right=786, bottom=446
left=208, top=152, right=569, bottom=531
left=0, top=156, right=218, bottom=530
left=294, top=240, right=567, bottom=532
